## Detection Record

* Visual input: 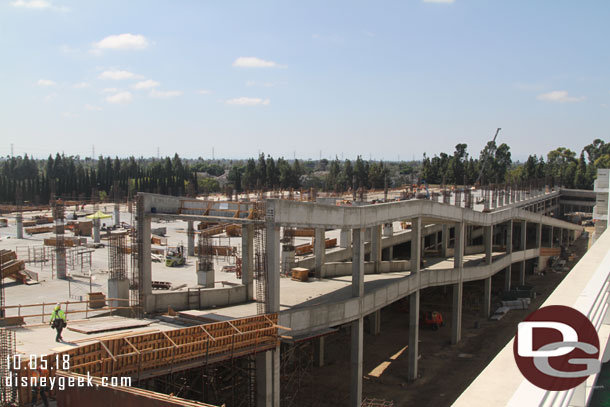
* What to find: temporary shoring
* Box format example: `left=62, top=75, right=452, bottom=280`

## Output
left=14, top=314, right=278, bottom=404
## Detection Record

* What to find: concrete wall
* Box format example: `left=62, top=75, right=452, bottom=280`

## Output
left=151, top=285, right=247, bottom=313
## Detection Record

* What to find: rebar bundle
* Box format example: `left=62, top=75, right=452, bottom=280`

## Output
left=0, top=329, right=16, bottom=405
left=108, top=234, right=127, bottom=279
left=130, top=196, right=144, bottom=318
left=53, top=199, right=67, bottom=279
left=253, top=201, right=267, bottom=315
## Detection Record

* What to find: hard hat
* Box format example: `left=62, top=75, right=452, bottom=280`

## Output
left=55, top=303, right=61, bottom=310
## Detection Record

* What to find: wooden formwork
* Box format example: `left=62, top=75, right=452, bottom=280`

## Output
left=15, top=314, right=279, bottom=405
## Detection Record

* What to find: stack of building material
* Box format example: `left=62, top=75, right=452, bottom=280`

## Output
left=0, top=250, right=28, bottom=283
left=295, top=238, right=337, bottom=256
left=24, top=225, right=54, bottom=234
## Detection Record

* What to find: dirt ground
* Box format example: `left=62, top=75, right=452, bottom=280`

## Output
left=308, top=233, right=591, bottom=407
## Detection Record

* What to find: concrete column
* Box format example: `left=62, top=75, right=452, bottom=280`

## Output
left=340, top=228, right=352, bottom=249
left=314, top=337, right=325, bottom=367
left=371, top=225, right=382, bottom=273
left=241, top=224, right=254, bottom=300
left=16, top=213, right=23, bottom=239
left=536, top=223, right=542, bottom=249
left=108, top=277, right=130, bottom=316
left=140, top=215, right=153, bottom=310
left=411, top=217, right=421, bottom=272
left=408, top=290, right=420, bottom=381
left=350, top=317, right=364, bottom=407
left=266, top=220, right=281, bottom=313
left=504, top=266, right=512, bottom=291
left=352, top=228, right=365, bottom=297
left=452, top=222, right=464, bottom=345
left=388, top=246, right=393, bottom=261
left=560, top=228, right=564, bottom=246
left=484, top=225, right=492, bottom=265
left=368, top=309, right=381, bottom=335
left=521, top=221, right=527, bottom=251
left=441, top=224, right=449, bottom=257
left=314, top=227, right=326, bottom=278
left=507, top=220, right=513, bottom=254
left=93, top=218, right=101, bottom=243
left=483, top=277, right=492, bottom=318
left=114, top=203, right=120, bottom=226
left=257, top=349, right=280, bottom=407
left=350, top=227, right=365, bottom=406
left=187, top=221, right=195, bottom=257
left=550, top=226, right=554, bottom=247
left=431, top=230, right=438, bottom=251
left=383, top=223, right=393, bottom=237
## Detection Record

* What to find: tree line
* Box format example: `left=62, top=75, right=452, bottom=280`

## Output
left=0, top=138, right=607, bottom=205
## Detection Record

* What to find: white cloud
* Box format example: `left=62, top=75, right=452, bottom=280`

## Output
left=602, top=104, right=608, bottom=109
left=73, top=82, right=91, bottom=89
left=37, top=79, right=56, bottom=87
left=133, top=79, right=160, bottom=90
left=98, top=70, right=140, bottom=80
left=11, top=0, right=68, bottom=11
left=85, top=104, right=102, bottom=111
left=423, top=0, right=455, bottom=3
left=233, top=57, right=283, bottom=68
left=93, top=34, right=150, bottom=52
left=102, top=87, right=120, bottom=93
left=149, top=89, right=182, bottom=99
left=62, top=111, right=78, bottom=118
left=226, top=97, right=270, bottom=106
left=537, top=90, right=585, bottom=103
left=246, top=81, right=277, bottom=87
left=44, top=93, right=57, bottom=102
left=105, top=91, right=133, bottom=104
left=197, top=89, right=212, bottom=95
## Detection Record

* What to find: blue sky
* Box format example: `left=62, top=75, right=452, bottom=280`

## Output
left=1, top=0, right=609, bottom=161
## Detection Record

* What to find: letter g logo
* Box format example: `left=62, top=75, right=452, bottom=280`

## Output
left=513, top=305, right=600, bottom=391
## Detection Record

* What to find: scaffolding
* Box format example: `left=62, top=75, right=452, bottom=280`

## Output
left=280, top=341, right=314, bottom=407
left=108, top=234, right=127, bottom=279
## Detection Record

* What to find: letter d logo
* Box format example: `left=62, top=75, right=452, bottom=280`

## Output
left=517, top=321, right=577, bottom=357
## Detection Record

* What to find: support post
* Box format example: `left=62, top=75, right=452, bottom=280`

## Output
left=441, top=224, right=449, bottom=257
left=16, top=212, right=23, bottom=239
left=340, top=228, right=352, bottom=249
left=352, top=228, right=365, bottom=298
left=315, top=337, right=325, bottom=367
left=483, top=277, right=492, bottom=318
left=350, top=317, right=364, bottom=407
left=187, top=221, right=195, bottom=257
left=411, top=217, right=421, bottom=272
left=315, top=227, right=326, bottom=278
left=266, top=220, right=281, bottom=314
left=241, top=224, right=254, bottom=300
left=452, top=222, right=464, bottom=345
left=114, top=203, right=120, bottom=227
left=371, top=225, right=382, bottom=273
left=368, top=309, right=381, bottom=335
left=408, top=290, right=420, bottom=381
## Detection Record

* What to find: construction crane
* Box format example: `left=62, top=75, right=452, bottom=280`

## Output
left=475, top=128, right=501, bottom=186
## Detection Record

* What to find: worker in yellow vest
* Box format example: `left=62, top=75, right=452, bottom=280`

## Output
left=49, top=303, right=67, bottom=342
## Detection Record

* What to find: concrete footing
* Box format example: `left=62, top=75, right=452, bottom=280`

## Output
left=197, top=266, right=215, bottom=288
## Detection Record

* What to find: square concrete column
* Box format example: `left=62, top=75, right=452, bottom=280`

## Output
left=314, top=228, right=326, bottom=278
left=350, top=228, right=365, bottom=406
left=368, top=309, right=381, bottom=335
left=340, top=228, right=352, bottom=248
left=520, top=221, right=527, bottom=251
left=114, top=203, right=120, bottom=226
left=108, top=277, right=130, bottom=317
left=371, top=225, right=382, bottom=274
left=411, top=217, right=421, bottom=272
left=441, top=224, right=449, bottom=257
left=187, top=221, right=195, bottom=257
left=241, top=224, right=254, bottom=300
left=314, top=337, right=325, bottom=367
left=536, top=223, right=542, bottom=249
left=550, top=226, right=554, bottom=247
left=16, top=213, right=23, bottom=239
left=484, top=225, right=492, bottom=265
left=352, top=228, right=365, bottom=297
left=140, top=216, right=152, bottom=298
left=257, top=348, right=280, bottom=407
left=506, top=220, right=513, bottom=254
left=383, top=223, right=393, bottom=237
left=350, top=317, right=364, bottom=407
left=408, top=289, right=420, bottom=381
left=266, top=220, right=281, bottom=313
left=483, top=276, right=492, bottom=318
left=452, top=222, right=464, bottom=345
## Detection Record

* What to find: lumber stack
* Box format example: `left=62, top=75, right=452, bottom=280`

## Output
left=0, top=250, right=27, bottom=283
left=295, top=238, right=337, bottom=256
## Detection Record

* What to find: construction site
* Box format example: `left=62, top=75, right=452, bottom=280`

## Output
left=0, top=175, right=601, bottom=407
